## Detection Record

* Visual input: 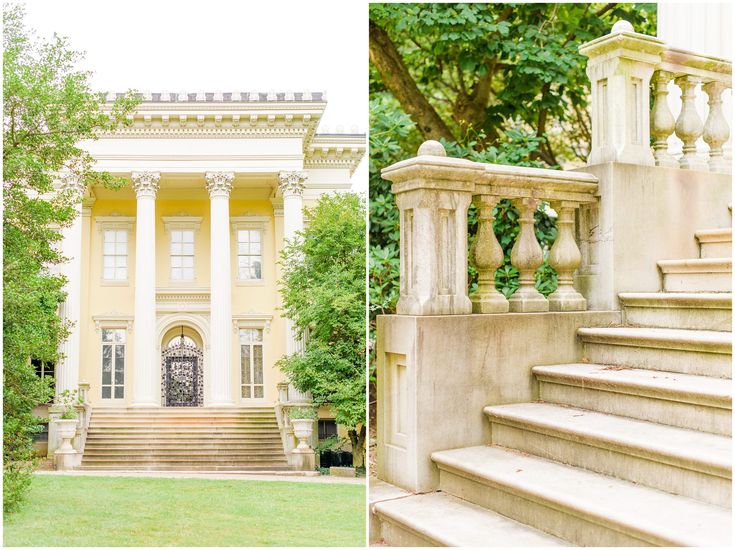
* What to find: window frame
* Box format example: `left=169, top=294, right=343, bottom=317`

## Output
left=234, top=315, right=272, bottom=403
left=238, top=328, right=265, bottom=401
left=231, top=216, right=269, bottom=285
left=95, top=216, right=135, bottom=285
left=162, top=216, right=202, bottom=284
left=100, top=327, right=127, bottom=402
left=169, top=228, right=196, bottom=282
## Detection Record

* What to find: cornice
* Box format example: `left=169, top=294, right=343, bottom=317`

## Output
left=106, top=91, right=326, bottom=103
left=305, top=136, right=366, bottom=175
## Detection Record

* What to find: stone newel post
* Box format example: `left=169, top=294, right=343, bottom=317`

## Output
left=206, top=171, right=235, bottom=405
left=580, top=20, right=665, bottom=166
left=131, top=171, right=160, bottom=406
left=381, top=140, right=482, bottom=316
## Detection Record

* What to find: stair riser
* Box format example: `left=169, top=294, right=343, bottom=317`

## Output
left=700, top=241, right=732, bottom=258
left=538, top=380, right=732, bottom=436
left=375, top=516, right=438, bottom=547
left=662, top=272, right=731, bottom=292
left=583, top=343, right=731, bottom=378
left=490, top=423, right=731, bottom=507
left=438, top=470, right=656, bottom=546
left=622, top=306, right=732, bottom=331
left=76, top=465, right=292, bottom=472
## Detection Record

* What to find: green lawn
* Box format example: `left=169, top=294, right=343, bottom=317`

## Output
left=3, top=475, right=365, bottom=547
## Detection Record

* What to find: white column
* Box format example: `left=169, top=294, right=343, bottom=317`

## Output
left=131, top=171, right=160, bottom=406
left=278, top=171, right=307, bottom=355
left=56, top=174, right=85, bottom=396
left=206, top=171, right=235, bottom=405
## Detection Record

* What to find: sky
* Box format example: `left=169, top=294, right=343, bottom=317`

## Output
left=21, top=0, right=368, bottom=190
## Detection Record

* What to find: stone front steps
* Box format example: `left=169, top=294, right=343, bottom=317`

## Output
left=373, top=224, right=732, bottom=546
left=80, top=407, right=289, bottom=471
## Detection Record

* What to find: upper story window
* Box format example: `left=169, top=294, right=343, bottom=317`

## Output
left=237, top=230, right=262, bottom=280
left=170, top=229, right=195, bottom=281
left=103, top=230, right=128, bottom=281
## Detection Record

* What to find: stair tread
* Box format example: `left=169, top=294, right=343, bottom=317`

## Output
left=695, top=227, right=732, bottom=240
left=431, top=446, right=731, bottom=547
left=373, top=492, right=568, bottom=547
left=532, top=363, right=732, bottom=406
left=657, top=257, right=732, bottom=271
left=618, top=292, right=732, bottom=308
left=484, top=402, right=731, bottom=476
left=577, top=326, right=732, bottom=352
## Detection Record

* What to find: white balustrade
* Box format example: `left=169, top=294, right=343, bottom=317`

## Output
left=381, top=141, right=598, bottom=315
left=581, top=21, right=732, bottom=174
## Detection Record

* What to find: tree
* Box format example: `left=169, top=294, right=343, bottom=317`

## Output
left=3, top=3, right=138, bottom=512
left=277, top=193, right=367, bottom=468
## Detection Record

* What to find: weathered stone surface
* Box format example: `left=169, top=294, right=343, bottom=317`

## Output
left=329, top=466, right=356, bottom=477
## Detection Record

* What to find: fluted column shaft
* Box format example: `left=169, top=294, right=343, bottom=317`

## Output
left=131, top=172, right=160, bottom=405
left=206, top=171, right=235, bottom=405
left=56, top=175, right=85, bottom=396
left=279, top=171, right=307, bottom=355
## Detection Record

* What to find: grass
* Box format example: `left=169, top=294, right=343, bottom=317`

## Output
left=3, top=474, right=365, bottom=547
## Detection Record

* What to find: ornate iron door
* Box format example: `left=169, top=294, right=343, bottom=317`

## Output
left=161, top=337, right=203, bottom=407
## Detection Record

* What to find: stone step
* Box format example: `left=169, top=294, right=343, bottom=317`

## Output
left=84, top=442, right=285, bottom=450
left=91, top=412, right=277, bottom=418
left=657, top=258, right=731, bottom=292
left=82, top=456, right=288, bottom=464
left=618, top=292, right=732, bottom=331
left=85, top=427, right=282, bottom=434
left=432, top=446, right=731, bottom=547
left=372, top=492, right=568, bottom=547
left=85, top=433, right=282, bottom=441
left=76, top=465, right=294, bottom=472
left=83, top=449, right=285, bottom=457
left=88, top=422, right=280, bottom=428
left=578, top=326, right=732, bottom=378
left=532, top=363, right=732, bottom=435
left=93, top=407, right=275, bottom=413
left=696, top=228, right=732, bottom=258
left=484, top=403, right=731, bottom=506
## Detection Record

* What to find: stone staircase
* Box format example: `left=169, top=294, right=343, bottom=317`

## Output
left=80, top=407, right=289, bottom=471
left=372, top=223, right=732, bottom=546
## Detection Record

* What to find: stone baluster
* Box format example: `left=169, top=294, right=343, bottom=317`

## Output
left=508, top=198, right=548, bottom=312
left=674, top=75, right=706, bottom=170
left=650, top=70, right=679, bottom=168
left=548, top=202, right=586, bottom=311
left=702, top=81, right=731, bottom=174
left=470, top=195, right=508, bottom=313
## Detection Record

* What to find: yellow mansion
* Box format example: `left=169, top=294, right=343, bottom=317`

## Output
left=47, top=91, right=365, bottom=471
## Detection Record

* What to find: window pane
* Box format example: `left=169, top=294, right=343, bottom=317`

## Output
left=116, top=230, right=127, bottom=243
left=103, top=256, right=115, bottom=268
left=182, top=230, right=194, bottom=243
left=115, top=267, right=127, bottom=280
left=253, top=329, right=263, bottom=342
left=253, top=346, right=263, bottom=384
left=104, top=230, right=115, bottom=242
left=171, top=256, right=181, bottom=267
left=182, top=256, right=194, bottom=268
left=115, top=346, right=125, bottom=384
left=102, top=330, right=113, bottom=343
left=254, top=386, right=264, bottom=398
left=183, top=268, right=194, bottom=280
left=102, top=386, right=111, bottom=399
left=250, top=241, right=261, bottom=255
left=237, top=242, right=249, bottom=254
left=102, top=345, right=112, bottom=384
left=115, top=242, right=127, bottom=255
left=103, top=268, right=115, bottom=280
left=114, top=386, right=124, bottom=399
left=171, top=242, right=182, bottom=254
left=241, top=386, right=251, bottom=399
left=241, top=346, right=251, bottom=384
left=116, top=256, right=127, bottom=268
left=172, top=231, right=182, bottom=242
left=238, top=256, right=250, bottom=268
left=253, top=260, right=262, bottom=279
left=103, top=242, right=115, bottom=255
left=114, top=329, right=126, bottom=343
left=238, top=230, right=249, bottom=243
left=182, top=242, right=194, bottom=255
left=250, top=230, right=260, bottom=242
left=171, top=269, right=181, bottom=280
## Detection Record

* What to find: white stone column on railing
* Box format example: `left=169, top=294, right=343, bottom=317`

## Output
left=56, top=173, right=86, bottom=396
left=548, top=202, right=586, bottom=311
left=508, top=197, right=547, bottom=313
left=206, top=171, right=235, bottom=405
left=131, top=171, right=160, bottom=406
left=702, top=80, right=731, bottom=173
left=650, top=70, right=679, bottom=168
left=381, top=141, right=482, bottom=315
left=470, top=195, right=508, bottom=313
left=278, top=171, right=307, bottom=356
left=674, top=75, right=707, bottom=170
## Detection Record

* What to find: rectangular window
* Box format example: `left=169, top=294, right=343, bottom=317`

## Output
left=239, top=328, right=264, bottom=399
left=170, top=229, right=195, bottom=281
left=31, top=358, right=55, bottom=403
left=102, top=230, right=128, bottom=280
left=237, top=230, right=262, bottom=280
left=101, top=329, right=126, bottom=399
left=318, top=419, right=338, bottom=440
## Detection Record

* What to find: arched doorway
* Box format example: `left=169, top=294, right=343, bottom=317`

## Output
left=161, top=326, right=204, bottom=407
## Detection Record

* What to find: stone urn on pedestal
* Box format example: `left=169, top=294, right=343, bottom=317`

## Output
left=53, top=418, right=78, bottom=470
left=289, top=407, right=316, bottom=471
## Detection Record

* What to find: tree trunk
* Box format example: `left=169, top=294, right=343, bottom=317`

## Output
left=348, top=425, right=366, bottom=468
left=369, top=19, right=456, bottom=142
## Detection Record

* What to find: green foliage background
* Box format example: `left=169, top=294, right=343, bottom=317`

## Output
left=369, top=3, right=657, bottom=363
left=3, top=4, right=138, bottom=512
left=277, top=193, right=367, bottom=467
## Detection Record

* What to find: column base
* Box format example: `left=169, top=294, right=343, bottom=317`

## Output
left=471, top=292, right=510, bottom=314
left=508, top=288, right=549, bottom=313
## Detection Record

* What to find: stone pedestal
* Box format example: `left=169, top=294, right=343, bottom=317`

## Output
left=291, top=449, right=316, bottom=471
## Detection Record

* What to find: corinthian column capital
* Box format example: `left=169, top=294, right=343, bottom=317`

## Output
left=205, top=171, right=234, bottom=198
left=59, top=172, right=86, bottom=201
left=278, top=171, right=307, bottom=197
left=131, top=172, right=161, bottom=198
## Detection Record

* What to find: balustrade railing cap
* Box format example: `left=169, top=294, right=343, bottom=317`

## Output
left=382, top=140, right=484, bottom=194
left=477, top=163, right=598, bottom=204
left=580, top=20, right=665, bottom=61
left=661, top=48, right=732, bottom=83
